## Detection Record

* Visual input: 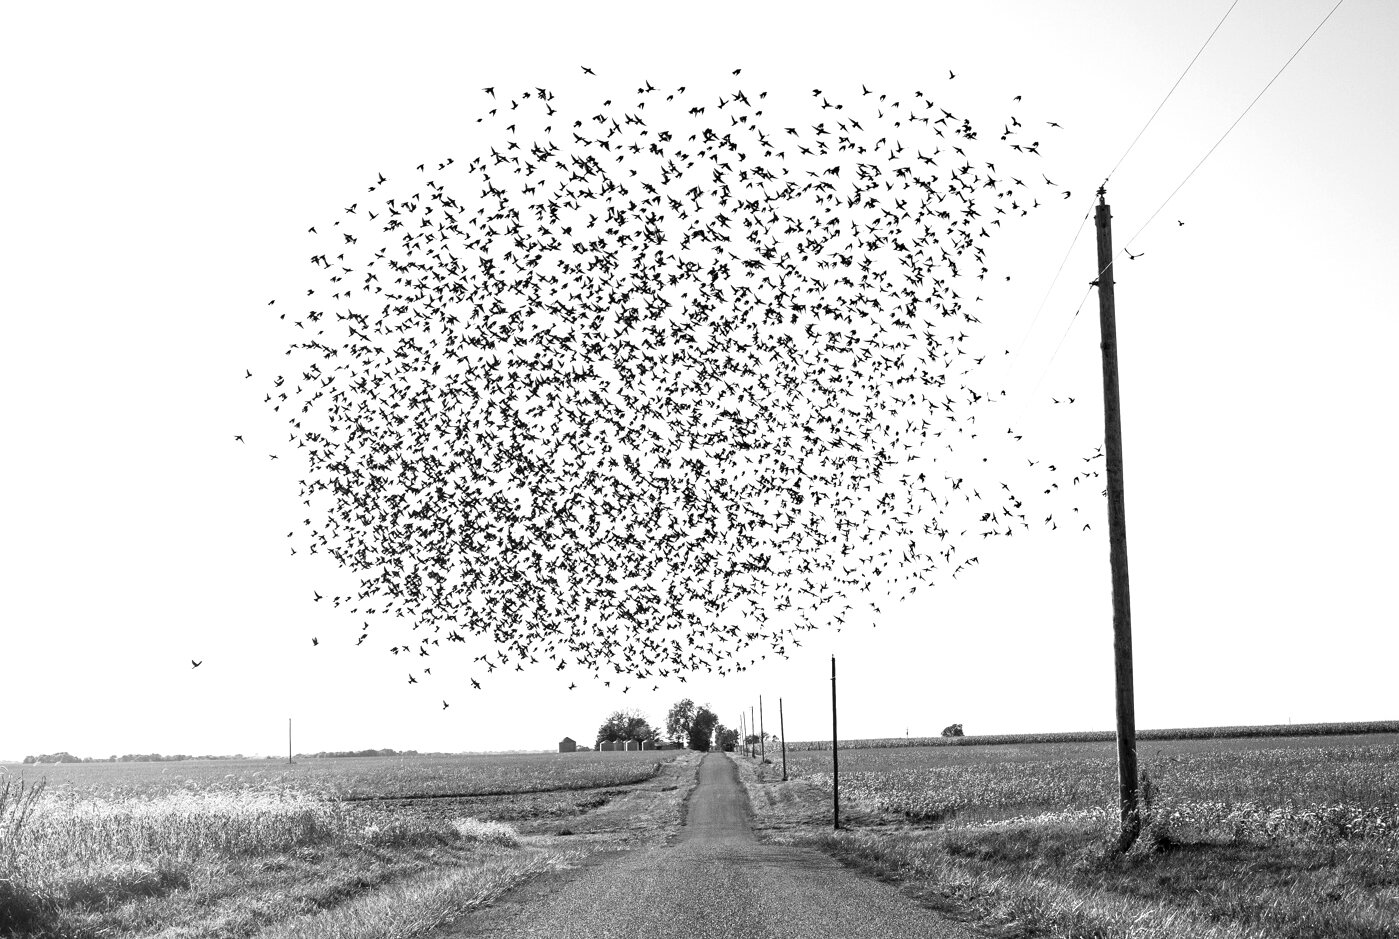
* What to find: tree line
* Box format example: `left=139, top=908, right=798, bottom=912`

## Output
left=594, top=699, right=738, bottom=752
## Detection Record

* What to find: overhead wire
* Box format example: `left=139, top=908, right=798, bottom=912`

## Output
left=1010, top=0, right=1345, bottom=418
left=999, top=0, right=1242, bottom=404
left=1122, top=0, right=1346, bottom=252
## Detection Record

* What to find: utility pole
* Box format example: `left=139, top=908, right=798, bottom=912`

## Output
left=751, top=705, right=756, bottom=759
left=779, top=697, right=788, bottom=782
left=759, top=696, right=766, bottom=764
left=1095, top=189, right=1140, bottom=853
left=831, top=655, right=840, bottom=830
left=288, top=718, right=293, bottom=766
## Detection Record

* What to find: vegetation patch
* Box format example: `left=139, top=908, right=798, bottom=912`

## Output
left=738, top=733, right=1399, bottom=938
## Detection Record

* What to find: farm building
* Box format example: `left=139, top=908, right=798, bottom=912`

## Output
left=558, top=736, right=576, bottom=753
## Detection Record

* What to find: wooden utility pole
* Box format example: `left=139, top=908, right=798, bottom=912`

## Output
left=779, top=697, right=788, bottom=782
left=1094, top=189, right=1141, bottom=852
left=831, top=655, right=840, bottom=830
left=751, top=705, right=756, bottom=759
left=759, top=696, right=766, bottom=763
left=288, top=718, right=293, bottom=765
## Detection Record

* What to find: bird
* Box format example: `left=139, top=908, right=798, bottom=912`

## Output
left=1126, top=250, right=1143, bottom=260
left=948, top=70, right=956, bottom=79
left=191, top=659, right=202, bottom=669
left=312, top=637, right=319, bottom=646
left=256, top=71, right=1082, bottom=699
left=443, top=700, right=450, bottom=709
left=234, top=435, right=244, bottom=443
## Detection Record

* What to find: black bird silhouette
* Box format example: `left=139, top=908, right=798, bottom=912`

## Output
left=257, top=72, right=1080, bottom=693
left=191, top=659, right=202, bottom=668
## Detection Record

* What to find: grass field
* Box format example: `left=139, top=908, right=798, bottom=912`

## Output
left=0, top=750, right=696, bottom=938
left=0, top=750, right=667, bottom=800
left=742, top=733, right=1399, bottom=938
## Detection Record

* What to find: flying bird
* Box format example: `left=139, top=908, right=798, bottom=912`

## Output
left=254, top=72, right=1078, bottom=699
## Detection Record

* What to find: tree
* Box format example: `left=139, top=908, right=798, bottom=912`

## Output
left=596, top=709, right=658, bottom=748
left=665, top=698, right=696, bottom=745
left=714, top=725, right=739, bottom=752
left=687, top=706, right=719, bottom=751
left=941, top=723, right=964, bottom=738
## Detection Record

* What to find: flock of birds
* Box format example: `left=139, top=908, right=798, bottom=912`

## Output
left=236, top=69, right=1107, bottom=701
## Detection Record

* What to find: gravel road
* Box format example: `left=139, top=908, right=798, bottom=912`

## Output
left=470, top=751, right=980, bottom=938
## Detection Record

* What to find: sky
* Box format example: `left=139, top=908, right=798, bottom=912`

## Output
left=2, top=1, right=1396, bottom=761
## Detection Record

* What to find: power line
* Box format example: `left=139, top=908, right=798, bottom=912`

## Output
left=1004, top=1, right=1240, bottom=391
left=1101, top=0, right=1243, bottom=189
left=1024, top=0, right=1346, bottom=409
left=1123, top=0, right=1346, bottom=251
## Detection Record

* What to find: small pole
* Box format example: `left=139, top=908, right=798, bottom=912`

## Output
left=759, top=695, right=766, bottom=764
left=831, top=655, right=840, bottom=830
left=751, top=705, right=756, bottom=759
left=288, top=718, right=292, bottom=765
left=779, top=697, right=788, bottom=782
left=1095, top=188, right=1141, bottom=853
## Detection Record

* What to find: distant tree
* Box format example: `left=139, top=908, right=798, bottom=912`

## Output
left=665, top=698, right=697, bottom=745
left=941, top=723, right=964, bottom=737
left=687, top=706, right=720, bottom=751
left=714, top=725, right=739, bottom=752
left=596, top=709, right=658, bottom=748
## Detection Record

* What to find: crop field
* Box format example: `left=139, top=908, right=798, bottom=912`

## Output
left=781, top=733, right=1399, bottom=841
left=749, top=733, right=1399, bottom=938
left=784, top=719, right=1399, bottom=751
left=0, top=750, right=688, bottom=938
left=0, top=749, right=667, bottom=801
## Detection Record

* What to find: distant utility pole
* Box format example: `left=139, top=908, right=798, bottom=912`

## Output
left=779, top=697, right=788, bottom=782
left=288, top=718, right=293, bottom=765
left=831, top=655, right=840, bottom=830
left=759, top=696, right=766, bottom=764
left=751, top=705, right=756, bottom=759
left=1095, top=189, right=1140, bottom=853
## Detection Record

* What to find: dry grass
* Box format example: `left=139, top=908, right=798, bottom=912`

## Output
left=0, top=751, right=667, bottom=801
left=739, top=736, right=1399, bottom=938
left=0, top=761, right=679, bottom=939
left=0, top=751, right=699, bottom=938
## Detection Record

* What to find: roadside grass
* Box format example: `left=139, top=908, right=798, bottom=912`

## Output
left=799, top=815, right=1399, bottom=939
left=0, top=784, right=568, bottom=938
left=1, top=752, right=701, bottom=938
left=736, top=744, right=1399, bottom=939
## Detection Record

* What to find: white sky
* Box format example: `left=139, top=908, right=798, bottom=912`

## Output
left=3, top=1, right=1395, bottom=760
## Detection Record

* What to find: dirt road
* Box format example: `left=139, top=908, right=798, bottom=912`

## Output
left=466, top=751, right=979, bottom=938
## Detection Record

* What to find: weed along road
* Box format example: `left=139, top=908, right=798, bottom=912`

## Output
left=464, top=752, right=978, bottom=939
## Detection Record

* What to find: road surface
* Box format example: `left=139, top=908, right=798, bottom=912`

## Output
left=468, top=751, right=979, bottom=938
